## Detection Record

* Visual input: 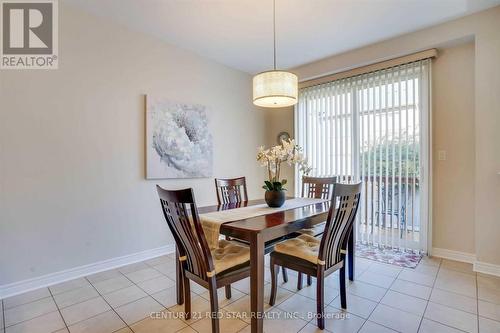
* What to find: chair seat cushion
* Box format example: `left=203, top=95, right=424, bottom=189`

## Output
left=211, top=239, right=250, bottom=274
left=298, top=222, right=326, bottom=236
left=274, top=234, right=322, bottom=265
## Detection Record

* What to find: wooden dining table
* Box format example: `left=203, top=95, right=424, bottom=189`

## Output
left=176, top=198, right=355, bottom=333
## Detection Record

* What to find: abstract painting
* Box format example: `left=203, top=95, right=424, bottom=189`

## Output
left=146, top=96, right=213, bottom=179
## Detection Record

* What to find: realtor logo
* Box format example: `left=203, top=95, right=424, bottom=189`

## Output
left=1, top=0, right=58, bottom=69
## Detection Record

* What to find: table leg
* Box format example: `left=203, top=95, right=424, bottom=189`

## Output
left=348, top=228, right=355, bottom=281
left=175, top=248, right=184, bottom=305
left=250, top=232, right=264, bottom=333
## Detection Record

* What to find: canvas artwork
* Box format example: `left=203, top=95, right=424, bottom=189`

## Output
left=146, top=96, right=213, bottom=179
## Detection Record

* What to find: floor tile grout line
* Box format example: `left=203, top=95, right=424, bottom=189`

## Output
left=86, top=261, right=175, bottom=288
left=282, top=266, right=361, bottom=328
left=431, top=283, right=478, bottom=299
left=439, top=261, right=478, bottom=276
left=424, top=293, right=479, bottom=316
left=426, top=267, right=483, bottom=328
left=2, top=292, right=53, bottom=312
left=81, top=271, right=180, bottom=309
left=175, top=256, right=475, bottom=333
left=476, top=271, right=480, bottom=333
left=10, top=295, right=77, bottom=328
left=353, top=261, right=407, bottom=333
left=355, top=270, right=408, bottom=291
left=277, top=260, right=385, bottom=332
left=477, top=297, right=500, bottom=306
left=2, top=305, right=66, bottom=329
left=235, top=324, right=250, bottom=333
left=2, top=281, right=165, bottom=315
left=118, top=270, right=167, bottom=307
left=2, top=299, right=6, bottom=332
left=4, top=256, right=488, bottom=333
left=57, top=298, right=144, bottom=330
left=415, top=257, right=442, bottom=333
left=359, top=320, right=400, bottom=333
left=332, top=259, right=442, bottom=332
left=42, top=281, right=134, bottom=311
left=385, top=276, right=481, bottom=317
left=185, top=325, right=199, bottom=333
left=110, top=327, right=127, bottom=333
left=84, top=276, right=135, bottom=333
left=107, top=295, right=153, bottom=315
left=372, top=264, right=439, bottom=333
left=421, top=318, right=471, bottom=333
left=477, top=313, right=500, bottom=326
left=144, top=258, right=175, bottom=267
left=392, top=265, right=480, bottom=303
left=309, top=261, right=406, bottom=333
left=116, top=270, right=173, bottom=330
left=267, top=303, right=311, bottom=332
left=47, top=286, right=70, bottom=332
left=393, top=272, right=436, bottom=289
left=57, top=293, right=115, bottom=313
left=122, top=267, right=176, bottom=287
left=54, top=289, right=117, bottom=312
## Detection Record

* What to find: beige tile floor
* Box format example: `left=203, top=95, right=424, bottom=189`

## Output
left=2, top=254, right=500, bottom=333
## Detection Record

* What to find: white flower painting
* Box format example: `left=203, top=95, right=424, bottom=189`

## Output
left=146, top=96, right=213, bottom=179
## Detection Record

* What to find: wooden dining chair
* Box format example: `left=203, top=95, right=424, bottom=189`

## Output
left=215, top=177, right=248, bottom=205
left=296, top=176, right=337, bottom=289
left=214, top=176, right=290, bottom=283
left=156, top=186, right=251, bottom=333
left=269, top=183, right=362, bottom=330
left=302, top=176, right=337, bottom=199
left=299, top=176, right=337, bottom=236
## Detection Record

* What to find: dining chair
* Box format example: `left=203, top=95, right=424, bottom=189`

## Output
left=156, top=186, right=251, bottom=333
left=268, top=182, right=362, bottom=330
left=296, top=176, right=337, bottom=289
left=215, top=177, right=248, bottom=205
left=299, top=176, right=337, bottom=236
left=214, top=176, right=290, bottom=283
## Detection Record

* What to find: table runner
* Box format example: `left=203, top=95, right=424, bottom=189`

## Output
left=199, top=198, right=329, bottom=249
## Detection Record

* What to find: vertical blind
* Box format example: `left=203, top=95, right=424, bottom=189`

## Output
left=295, top=60, right=430, bottom=251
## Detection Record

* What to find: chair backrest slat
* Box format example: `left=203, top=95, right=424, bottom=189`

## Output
left=215, top=177, right=248, bottom=204
left=319, top=183, right=362, bottom=269
left=157, top=186, right=214, bottom=280
left=302, top=176, right=337, bottom=199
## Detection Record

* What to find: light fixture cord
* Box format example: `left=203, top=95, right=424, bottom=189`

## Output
left=273, top=0, right=276, bottom=70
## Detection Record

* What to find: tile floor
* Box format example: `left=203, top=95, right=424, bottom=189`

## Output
left=2, top=254, right=500, bottom=333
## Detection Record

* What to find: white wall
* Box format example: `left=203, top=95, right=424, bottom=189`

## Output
left=0, top=4, right=266, bottom=286
left=266, top=109, right=295, bottom=193
left=432, top=42, right=475, bottom=254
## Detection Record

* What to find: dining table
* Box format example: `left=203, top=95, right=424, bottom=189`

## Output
left=175, top=198, right=355, bottom=333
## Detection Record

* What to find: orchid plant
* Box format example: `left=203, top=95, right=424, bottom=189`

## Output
left=256, top=138, right=311, bottom=191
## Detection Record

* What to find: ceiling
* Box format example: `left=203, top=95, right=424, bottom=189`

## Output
left=66, top=0, right=500, bottom=74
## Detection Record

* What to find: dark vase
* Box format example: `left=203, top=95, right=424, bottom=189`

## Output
left=265, top=190, right=286, bottom=208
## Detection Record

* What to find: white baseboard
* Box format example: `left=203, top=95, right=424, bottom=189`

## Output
left=474, top=261, right=500, bottom=277
left=428, top=248, right=500, bottom=277
left=0, top=244, right=175, bottom=299
left=431, top=247, right=476, bottom=263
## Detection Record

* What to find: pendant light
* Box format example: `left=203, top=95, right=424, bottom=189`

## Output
left=253, top=0, right=298, bottom=108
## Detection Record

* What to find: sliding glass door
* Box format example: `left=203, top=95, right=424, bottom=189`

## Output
left=295, top=60, right=430, bottom=253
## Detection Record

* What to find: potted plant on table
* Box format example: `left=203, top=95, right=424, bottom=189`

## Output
left=256, top=138, right=311, bottom=208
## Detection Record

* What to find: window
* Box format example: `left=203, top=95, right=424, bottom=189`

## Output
left=295, top=60, right=431, bottom=252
